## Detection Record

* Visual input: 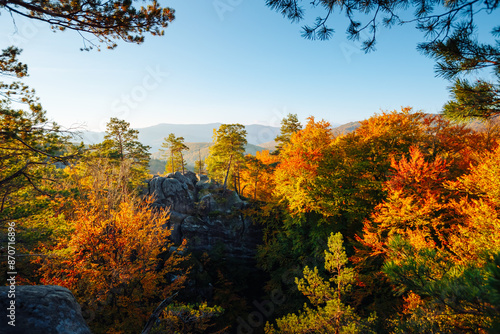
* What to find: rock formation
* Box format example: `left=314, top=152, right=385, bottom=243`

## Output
left=0, top=285, right=91, bottom=334
left=147, top=171, right=262, bottom=260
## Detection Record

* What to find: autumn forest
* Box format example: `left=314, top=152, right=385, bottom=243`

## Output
left=1, top=0, right=500, bottom=333
left=3, top=85, right=500, bottom=333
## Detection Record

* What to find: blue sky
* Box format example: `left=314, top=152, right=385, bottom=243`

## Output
left=0, top=1, right=495, bottom=131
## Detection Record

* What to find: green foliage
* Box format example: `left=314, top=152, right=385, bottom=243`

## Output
left=102, top=117, right=150, bottom=164
left=275, top=113, right=302, bottom=152
left=443, top=79, right=500, bottom=122
left=88, top=117, right=150, bottom=194
left=155, top=302, right=224, bottom=333
left=195, top=158, right=205, bottom=175
left=265, top=232, right=376, bottom=334
left=257, top=109, right=495, bottom=330
left=421, top=27, right=500, bottom=80
left=161, top=133, right=189, bottom=174
left=1, top=0, right=176, bottom=50
left=0, top=46, right=30, bottom=101
left=0, top=47, right=80, bottom=223
left=206, top=124, right=247, bottom=190
left=359, top=135, right=500, bottom=332
left=383, top=238, right=500, bottom=333
left=267, top=0, right=498, bottom=50
left=267, top=0, right=499, bottom=123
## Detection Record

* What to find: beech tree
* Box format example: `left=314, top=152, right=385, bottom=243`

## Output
left=356, top=130, right=500, bottom=331
left=258, top=109, right=494, bottom=326
left=274, top=116, right=333, bottom=216
left=39, top=193, right=188, bottom=333
left=258, top=117, right=336, bottom=312
left=0, top=0, right=175, bottom=50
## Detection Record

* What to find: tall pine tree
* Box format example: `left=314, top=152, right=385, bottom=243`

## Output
left=206, top=124, right=247, bottom=191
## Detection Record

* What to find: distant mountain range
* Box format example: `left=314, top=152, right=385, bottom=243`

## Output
left=78, top=121, right=350, bottom=172
left=80, top=123, right=283, bottom=152
left=78, top=123, right=286, bottom=173
left=76, top=116, right=498, bottom=174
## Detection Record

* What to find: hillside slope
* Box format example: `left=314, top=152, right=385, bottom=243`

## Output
left=150, top=142, right=271, bottom=174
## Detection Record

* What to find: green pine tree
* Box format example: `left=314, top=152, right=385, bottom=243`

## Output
left=88, top=118, right=150, bottom=195
left=265, top=232, right=376, bottom=334
left=205, top=124, right=247, bottom=191
left=274, top=113, right=302, bottom=153
left=160, top=133, right=189, bottom=174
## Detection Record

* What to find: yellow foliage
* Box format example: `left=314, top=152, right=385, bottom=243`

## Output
left=240, top=150, right=279, bottom=201
left=274, top=117, right=334, bottom=215
left=39, top=189, right=187, bottom=333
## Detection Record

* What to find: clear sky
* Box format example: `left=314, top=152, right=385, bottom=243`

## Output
left=0, top=1, right=495, bottom=131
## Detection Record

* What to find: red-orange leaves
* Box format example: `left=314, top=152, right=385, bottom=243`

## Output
left=388, top=146, right=448, bottom=198
left=362, top=146, right=454, bottom=255
left=274, top=117, right=334, bottom=215
left=40, top=195, right=186, bottom=333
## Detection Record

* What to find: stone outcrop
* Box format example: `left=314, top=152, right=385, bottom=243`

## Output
left=0, top=285, right=91, bottom=334
left=147, top=172, right=261, bottom=260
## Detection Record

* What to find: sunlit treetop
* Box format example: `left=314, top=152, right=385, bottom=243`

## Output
left=0, top=0, right=175, bottom=50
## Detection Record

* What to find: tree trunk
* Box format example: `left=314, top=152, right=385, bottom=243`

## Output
left=237, top=164, right=241, bottom=195
left=170, top=150, right=174, bottom=174
left=223, top=155, right=232, bottom=191
left=141, top=292, right=178, bottom=334
left=234, top=167, right=238, bottom=194
left=181, top=151, right=185, bottom=174
left=118, top=133, right=124, bottom=161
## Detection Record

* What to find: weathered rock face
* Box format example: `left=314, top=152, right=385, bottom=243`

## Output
left=147, top=172, right=262, bottom=260
left=148, top=172, right=196, bottom=214
left=0, top=285, right=91, bottom=334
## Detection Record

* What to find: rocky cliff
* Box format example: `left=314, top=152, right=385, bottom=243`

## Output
left=0, top=285, right=91, bottom=334
left=146, top=172, right=262, bottom=261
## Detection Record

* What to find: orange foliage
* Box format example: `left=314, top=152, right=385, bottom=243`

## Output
left=387, top=146, right=448, bottom=197
left=355, top=108, right=484, bottom=172
left=357, top=109, right=499, bottom=257
left=274, top=117, right=334, bottom=215
left=445, top=143, right=500, bottom=264
left=358, top=143, right=500, bottom=304
left=402, top=292, right=425, bottom=315
left=39, top=193, right=187, bottom=333
left=240, top=150, right=279, bottom=201
left=359, top=147, right=451, bottom=255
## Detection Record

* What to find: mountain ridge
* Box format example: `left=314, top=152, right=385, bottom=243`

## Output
left=79, top=123, right=283, bottom=151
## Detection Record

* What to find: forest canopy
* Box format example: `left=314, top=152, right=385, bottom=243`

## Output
left=1, top=2, right=500, bottom=332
